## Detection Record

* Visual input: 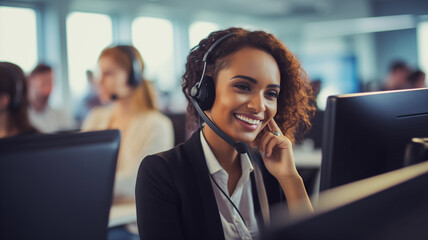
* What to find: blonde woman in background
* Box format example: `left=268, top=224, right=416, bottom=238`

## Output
left=82, top=45, right=174, bottom=240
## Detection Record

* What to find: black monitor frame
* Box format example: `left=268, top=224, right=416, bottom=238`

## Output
left=262, top=160, right=428, bottom=240
left=320, top=88, right=428, bottom=191
left=0, top=130, right=120, bottom=240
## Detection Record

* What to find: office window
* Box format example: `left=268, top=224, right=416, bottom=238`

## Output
left=303, top=55, right=359, bottom=110
left=66, top=12, right=112, bottom=99
left=418, top=22, right=428, bottom=79
left=235, top=23, right=263, bottom=31
left=0, top=6, right=38, bottom=72
left=132, top=17, right=174, bottom=92
left=189, top=21, right=220, bottom=49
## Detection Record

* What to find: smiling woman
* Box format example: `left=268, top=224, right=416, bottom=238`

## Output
left=183, top=28, right=314, bottom=144
left=207, top=47, right=281, bottom=144
left=136, top=27, right=315, bottom=240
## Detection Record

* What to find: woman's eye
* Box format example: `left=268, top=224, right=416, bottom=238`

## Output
left=265, top=91, right=278, bottom=99
left=234, top=84, right=250, bottom=91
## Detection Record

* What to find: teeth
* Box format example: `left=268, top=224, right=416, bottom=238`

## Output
left=235, top=114, right=261, bottom=125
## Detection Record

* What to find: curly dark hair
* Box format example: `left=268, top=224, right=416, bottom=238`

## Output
left=182, top=27, right=315, bottom=143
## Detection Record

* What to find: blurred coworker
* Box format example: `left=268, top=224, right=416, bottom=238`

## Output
left=407, top=69, right=426, bottom=89
left=0, top=62, right=38, bottom=138
left=27, top=64, right=76, bottom=132
left=383, top=60, right=411, bottom=91
left=74, top=70, right=103, bottom=127
left=303, top=79, right=323, bottom=149
left=82, top=45, right=174, bottom=240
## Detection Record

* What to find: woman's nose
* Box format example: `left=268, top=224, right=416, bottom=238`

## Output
left=247, top=93, right=266, bottom=113
left=95, top=75, right=105, bottom=85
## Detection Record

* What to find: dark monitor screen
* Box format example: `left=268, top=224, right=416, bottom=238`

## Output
left=320, top=88, right=428, bottom=191
left=0, top=130, right=120, bottom=240
left=262, top=160, right=428, bottom=240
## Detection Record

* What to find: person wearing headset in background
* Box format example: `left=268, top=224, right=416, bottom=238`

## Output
left=136, top=27, right=315, bottom=240
left=27, top=63, right=76, bottom=133
left=0, top=62, right=39, bottom=138
left=82, top=45, right=174, bottom=240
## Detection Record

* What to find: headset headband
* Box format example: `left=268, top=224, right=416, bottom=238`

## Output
left=116, top=45, right=143, bottom=87
left=194, top=33, right=236, bottom=91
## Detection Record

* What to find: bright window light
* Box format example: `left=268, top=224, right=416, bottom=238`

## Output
left=132, top=17, right=174, bottom=92
left=189, top=21, right=220, bottom=49
left=0, top=6, right=38, bottom=73
left=66, top=12, right=112, bottom=100
left=235, top=24, right=262, bottom=31
left=417, top=22, right=428, bottom=77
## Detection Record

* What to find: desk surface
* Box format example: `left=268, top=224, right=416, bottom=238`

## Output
left=294, top=147, right=322, bottom=167
left=109, top=203, right=137, bottom=228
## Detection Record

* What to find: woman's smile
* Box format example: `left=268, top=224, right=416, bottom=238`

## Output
left=233, top=113, right=263, bottom=130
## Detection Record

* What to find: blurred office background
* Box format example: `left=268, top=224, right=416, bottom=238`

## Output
left=1, top=0, right=427, bottom=116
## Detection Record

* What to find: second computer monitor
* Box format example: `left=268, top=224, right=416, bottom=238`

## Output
left=262, top=160, right=428, bottom=240
left=0, top=130, right=120, bottom=240
left=320, top=88, right=428, bottom=191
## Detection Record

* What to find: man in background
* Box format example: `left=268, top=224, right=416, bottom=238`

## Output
left=383, top=60, right=411, bottom=90
left=27, top=63, right=75, bottom=132
left=407, top=69, right=426, bottom=89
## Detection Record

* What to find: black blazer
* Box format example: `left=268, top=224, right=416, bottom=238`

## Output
left=136, top=130, right=285, bottom=240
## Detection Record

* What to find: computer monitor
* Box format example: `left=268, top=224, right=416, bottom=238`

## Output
left=262, top=160, right=428, bottom=240
left=320, top=88, right=428, bottom=191
left=0, top=130, right=120, bottom=240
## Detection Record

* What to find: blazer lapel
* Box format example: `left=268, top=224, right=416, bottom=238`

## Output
left=183, top=130, right=225, bottom=240
left=249, top=150, right=271, bottom=228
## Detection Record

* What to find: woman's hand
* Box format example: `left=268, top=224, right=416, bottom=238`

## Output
left=252, top=119, right=299, bottom=180
left=252, top=119, right=314, bottom=215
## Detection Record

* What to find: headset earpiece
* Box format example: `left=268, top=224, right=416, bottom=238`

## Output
left=187, top=32, right=248, bottom=153
left=10, top=77, right=23, bottom=112
left=190, top=32, right=235, bottom=111
left=191, top=75, right=215, bottom=111
left=116, top=45, right=143, bottom=87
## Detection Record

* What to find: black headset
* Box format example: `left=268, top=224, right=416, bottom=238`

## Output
left=11, top=72, right=23, bottom=111
left=190, top=33, right=235, bottom=110
left=188, top=32, right=248, bottom=154
left=116, top=45, right=143, bottom=87
left=0, top=63, right=23, bottom=112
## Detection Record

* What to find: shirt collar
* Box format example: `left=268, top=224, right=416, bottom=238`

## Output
left=200, top=130, right=254, bottom=176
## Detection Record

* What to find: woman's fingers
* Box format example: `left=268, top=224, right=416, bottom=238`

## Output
left=254, top=119, right=284, bottom=155
left=264, top=135, right=278, bottom=158
left=259, top=131, right=292, bottom=157
left=267, top=118, right=282, bottom=136
left=259, top=131, right=280, bottom=157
